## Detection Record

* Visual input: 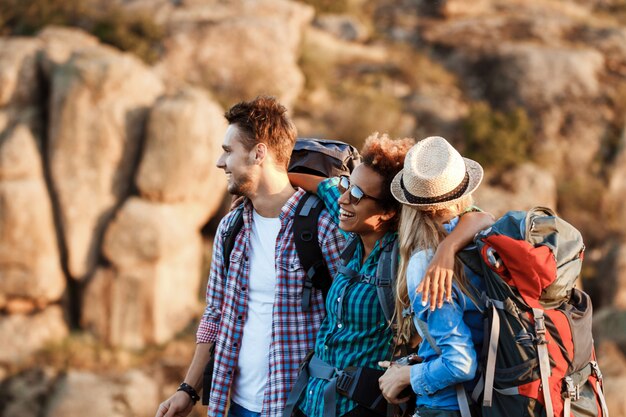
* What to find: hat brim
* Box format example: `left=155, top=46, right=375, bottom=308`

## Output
left=390, top=157, right=484, bottom=209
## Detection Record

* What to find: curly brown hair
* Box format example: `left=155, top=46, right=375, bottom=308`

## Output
left=224, top=96, right=297, bottom=169
left=361, top=133, right=415, bottom=220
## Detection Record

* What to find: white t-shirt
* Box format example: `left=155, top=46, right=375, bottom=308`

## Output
left=230, top=210, right=281, bottom=411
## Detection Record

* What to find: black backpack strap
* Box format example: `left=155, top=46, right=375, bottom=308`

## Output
left=376, top=237, right=399, bottom=325
left=222, top=205, right=245, bottom=275
left=293, top=193, right=332, bottom=312
left=339, top=234, right=359, bottom=266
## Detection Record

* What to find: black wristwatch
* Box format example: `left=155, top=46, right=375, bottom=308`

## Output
left=177, top=382, right=200, bottom=405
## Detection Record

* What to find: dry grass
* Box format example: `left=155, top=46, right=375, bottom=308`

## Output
left=0, top=0, right=164, bottom=63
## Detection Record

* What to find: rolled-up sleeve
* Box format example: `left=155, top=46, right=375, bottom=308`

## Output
left=196, top=215, right=229, bottom=344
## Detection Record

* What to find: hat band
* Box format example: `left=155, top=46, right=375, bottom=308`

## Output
left=400, top=172, right=470, bottom=205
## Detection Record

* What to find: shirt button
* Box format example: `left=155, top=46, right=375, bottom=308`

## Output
left=309, top=390, right=313, bottom=395
left=336, top=297, right=341, bottom=303
left=233, top=342, right=238, bottom=347
left=324, top=345, right=329, bottom=350
left=237, top=315, right=243, bottom=320
left=227, top=370, right=232, bottom=375
left=241, top=286, right=247, bottom=291
left=337, top=323, right=343, bottom=329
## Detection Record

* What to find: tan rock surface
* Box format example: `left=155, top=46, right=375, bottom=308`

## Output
left=473, top=163, right=558, bottom=218
left=37, top=26, right=100, bottom=77
left=606, top=135, right=626, bottom=229
left=45, top=370, right=158, bottom=417
left=48, top=47, right=164, bottom=280
left=599, top=241, right=626, bottom=308
left=155, top=0, right=313, bottom=108
left=0, top=306, right=68, bottom=364
left=82, top=197, right=203, bottom=349
left=0, top=125, right=64, bottom=304
left=0, top=367, right=59, bottom=417
left=487, top=43, right=604, bottom=107
left=0, top=37, right=42, bottom=107
left=136, top=87, right=227, bottom=219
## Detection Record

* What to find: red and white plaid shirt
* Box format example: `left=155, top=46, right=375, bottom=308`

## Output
left=197, top=189, right=344, bottom=417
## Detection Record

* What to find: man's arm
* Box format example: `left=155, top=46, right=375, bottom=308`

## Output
left=418, top=211, right=495, bottom=310
left=156, top=342, right=214, bottom=417
left=155, top=214, right=231, bottom=417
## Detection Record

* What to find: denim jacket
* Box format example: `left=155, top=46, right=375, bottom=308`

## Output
left=408, top=218, right=485, bottom=410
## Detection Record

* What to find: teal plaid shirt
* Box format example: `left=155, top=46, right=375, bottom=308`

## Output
left=298, top=177, right=395, bottom=417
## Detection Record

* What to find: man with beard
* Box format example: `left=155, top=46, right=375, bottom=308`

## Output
left=155, top=96, right=344, bottom=417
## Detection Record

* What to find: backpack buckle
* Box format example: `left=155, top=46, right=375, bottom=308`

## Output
left=590, top=361, right=603, bottom=382
left=376, top=276, right=392, bottom=287
left=563, top=376, right=580, bottom=401
left=335, top=370, right=354, bottom=393
left=534, top=315, right=548, bottom=344
left=303, top=278, right=314, bottom=289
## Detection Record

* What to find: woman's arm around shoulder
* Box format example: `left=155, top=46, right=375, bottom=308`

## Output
left=418, top=210, right=494, bottom=310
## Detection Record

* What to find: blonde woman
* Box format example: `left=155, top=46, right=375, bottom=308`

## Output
left=379, top=136, right=486, bottom=417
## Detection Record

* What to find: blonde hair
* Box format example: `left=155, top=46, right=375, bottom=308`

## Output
left=394, top=195, right=476, bottom=345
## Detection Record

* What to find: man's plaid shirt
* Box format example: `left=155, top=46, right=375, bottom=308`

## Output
left=196, top=189, right=344, bottom=417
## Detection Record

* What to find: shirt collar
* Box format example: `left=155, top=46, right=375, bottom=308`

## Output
left=240, top=188, right=303, bottom=223
left=279, top=188, right=306, bottom=222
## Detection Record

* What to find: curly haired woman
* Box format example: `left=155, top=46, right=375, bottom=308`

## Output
left=285, top=134, right=492, bottom=417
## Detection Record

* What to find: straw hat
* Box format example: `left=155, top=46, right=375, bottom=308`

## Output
left=390, top=136, right=483, bottom=209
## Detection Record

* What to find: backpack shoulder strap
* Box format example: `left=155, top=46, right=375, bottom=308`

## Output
left=222, top=205, right=245, bottom=275
left=376, top=237, right=399, bottom=325
left=340, top=234, right=359, bottom=265
left=293, top=192, right=332, bottom=312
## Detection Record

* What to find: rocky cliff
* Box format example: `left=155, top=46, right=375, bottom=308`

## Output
left=0, top=0, right=625, bottom=415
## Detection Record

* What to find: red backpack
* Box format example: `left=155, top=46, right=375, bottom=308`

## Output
left=459, top=207, right=609, bottom=417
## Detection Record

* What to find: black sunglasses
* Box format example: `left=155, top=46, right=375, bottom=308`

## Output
left=338, top=175, right=382, bottom=205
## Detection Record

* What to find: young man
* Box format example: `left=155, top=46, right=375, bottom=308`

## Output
left=155, top=96, right=344, bottom=417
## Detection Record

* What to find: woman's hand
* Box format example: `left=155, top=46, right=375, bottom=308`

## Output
left=417, top=211, right=494, bottom=310
left=418, top=239, right=455, bottom=311
left=378, top=361, right=413, bottom=404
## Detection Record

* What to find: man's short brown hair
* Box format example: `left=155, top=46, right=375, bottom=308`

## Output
left=224, top=96, right=297, bottom=168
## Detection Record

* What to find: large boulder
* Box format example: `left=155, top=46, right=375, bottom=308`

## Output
left=155, top=0, right=314, bottom=108
left=47, top=47, right=164, bottom=280
left=598, top=241, right=626, bottom=310
left=37, top=26, right=100, bottom=77
left=0, top=305, right=68, bottom=365
left=473, top=162, right=557, bottom=218
left=82, top=198, right=203, bottom=349
left=480, top=43, right=604, bottom=108
left=136, top=87, right=227, bottom=220
left=606, top=133, right=626, bottom=230
left=45, top=370, right=158, bottom=417
left=576, top=25, right=626, bottom=74
left=0, top=367, right=59, bottom=417
left=0, top=37, right=42, bottom=108
left=0, top=124, right=64, bottom=306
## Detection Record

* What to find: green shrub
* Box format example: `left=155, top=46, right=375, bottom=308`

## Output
left=462, top=101, right=533, bottom=171
left=0, top=0, right=164, bottom=64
